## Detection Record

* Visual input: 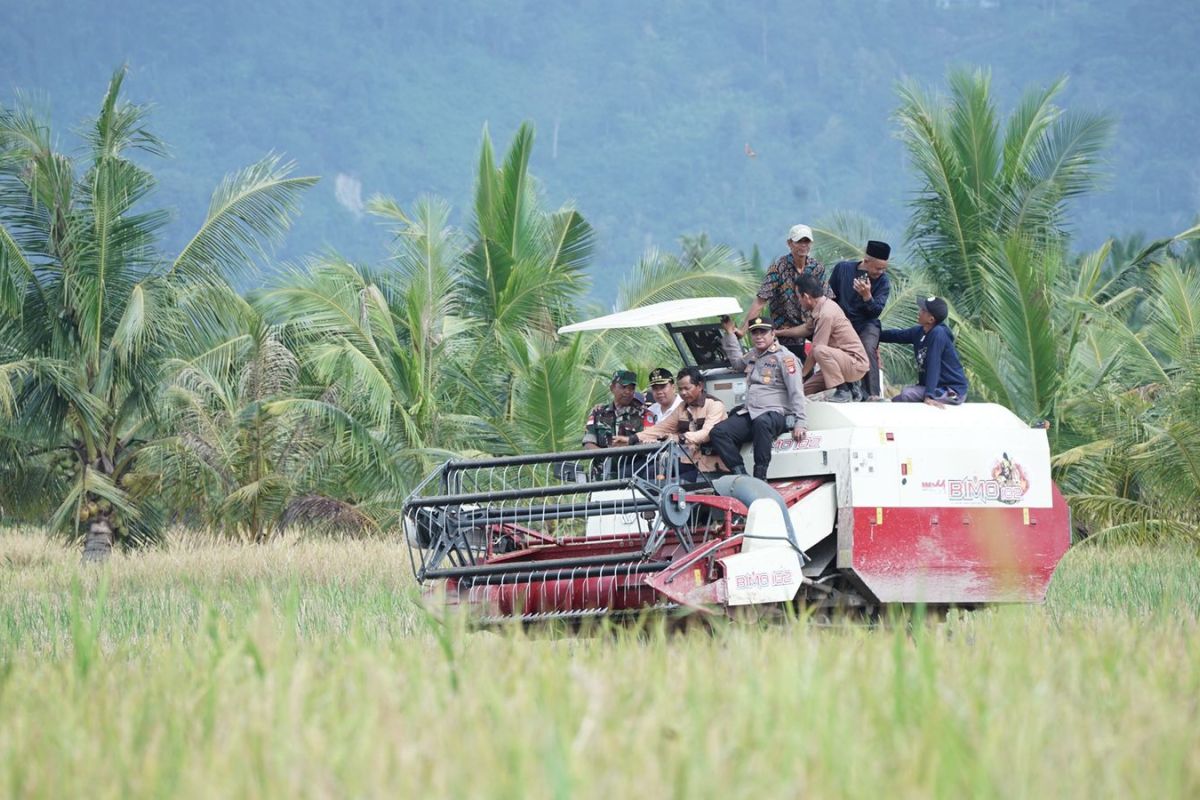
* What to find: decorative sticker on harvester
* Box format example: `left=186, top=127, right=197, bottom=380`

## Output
left=920, top=452, right=1031, bottom=505
left=989, top=452, right=1030, bottom=505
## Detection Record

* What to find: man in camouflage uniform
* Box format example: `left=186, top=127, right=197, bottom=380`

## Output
left=583, top=369, right=652, bottom=450
left=583, top=369, right=653, bottom=480
left=710, top=316, right=808, bottom=480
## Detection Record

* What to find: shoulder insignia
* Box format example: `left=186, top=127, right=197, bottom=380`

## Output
left=785, top=356, right=796, bottom=374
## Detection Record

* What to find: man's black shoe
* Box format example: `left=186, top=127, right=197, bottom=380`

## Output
left=829, top=387, right=854, bottom=403
left=851, top=383, right=864, bottom=402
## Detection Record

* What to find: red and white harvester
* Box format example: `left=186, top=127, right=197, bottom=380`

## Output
left=404, top=298, right=1071, bottom=623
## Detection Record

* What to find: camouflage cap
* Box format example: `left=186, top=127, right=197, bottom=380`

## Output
left=648, top=367, right=674, bottom=386
left=610, top=369, right=638, bottom=386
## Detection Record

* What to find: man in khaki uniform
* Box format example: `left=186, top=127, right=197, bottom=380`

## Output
left=796, top=274, right=869, bottom=402
left=709, top=316, right=808, bottom=480
left=616, top=366, right=728, bottom=478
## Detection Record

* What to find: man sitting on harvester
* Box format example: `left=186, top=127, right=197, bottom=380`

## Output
left=614, top=366, right=729, bottom=480
left=709, top=315, right=808, bottom=480
left=645, top=367, right=683, bottom=423
left=880, top=295, right=969, bottom=407
left=582, top=369, right=653, bottom=449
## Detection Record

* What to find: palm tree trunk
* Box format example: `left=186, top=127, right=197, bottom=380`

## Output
left=82, top=516, right=114, bottom=562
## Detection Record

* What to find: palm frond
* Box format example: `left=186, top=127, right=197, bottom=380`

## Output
left=171, top=154, right=317, bottom=282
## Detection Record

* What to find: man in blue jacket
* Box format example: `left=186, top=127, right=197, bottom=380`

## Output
left=880, top=295, right=968, bottom=408
left=827, top=240, right=891, bottom=400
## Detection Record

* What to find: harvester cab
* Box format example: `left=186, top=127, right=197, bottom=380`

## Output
left=403, top=298, right=1071, bottom=623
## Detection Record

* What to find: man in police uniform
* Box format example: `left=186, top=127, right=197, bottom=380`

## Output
left=709, top=316, right=808, bottom=479
left=582, top=369, right=653, bottom=450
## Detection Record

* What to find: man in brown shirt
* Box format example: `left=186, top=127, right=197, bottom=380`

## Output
left=796, top=274, right=869, bottom=402
left=615, top=366, right=728, bottom=477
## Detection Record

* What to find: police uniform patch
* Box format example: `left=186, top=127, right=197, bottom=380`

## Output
left=785, top=357, right=796, bottom=374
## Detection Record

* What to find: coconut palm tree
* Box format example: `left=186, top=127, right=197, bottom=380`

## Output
left=894, top=69, right=1113, bottom=317
left=0, top=67, right=315, bottom=559
left=135, top=288, right=371, bottom=542
left=1053, top=234, right=1200, bottom=540
left=256, top=197, right=480, bottom=499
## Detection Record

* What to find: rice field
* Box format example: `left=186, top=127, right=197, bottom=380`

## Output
left=0, top=528, right=1197, bottom=799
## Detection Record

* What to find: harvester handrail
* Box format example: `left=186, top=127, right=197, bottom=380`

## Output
left=441, top=442, right=666, bottom=471
left=405, top=478, right=646, bottom=507
left=448, top=498, right=658, bottom=526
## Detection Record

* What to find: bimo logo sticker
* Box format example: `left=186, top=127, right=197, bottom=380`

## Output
left=928, top=453, right=1031, bottom=505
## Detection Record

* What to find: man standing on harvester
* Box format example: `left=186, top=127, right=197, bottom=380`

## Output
left=828, top=240, right=892, bottom=400
left=710, top=315, right=807, bottom=480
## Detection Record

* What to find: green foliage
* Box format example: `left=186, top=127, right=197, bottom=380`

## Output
left=2, top=63, right=1197, bottom=547
left=0, top=68, right=315, bottom=552
left=1053, top=242, right=1200, bottom=542
left=895, top=68, right=1112, bottom=316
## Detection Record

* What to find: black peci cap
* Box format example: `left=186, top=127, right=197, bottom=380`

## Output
left=865, top=240, right=891, bottom=260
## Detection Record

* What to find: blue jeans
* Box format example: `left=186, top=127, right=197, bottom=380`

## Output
left=892, top=386, right=966, bottom=404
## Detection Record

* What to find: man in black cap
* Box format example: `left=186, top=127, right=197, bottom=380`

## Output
left=709, top=315, right=807, bottom=480
left=880, top=295, right=968, bottom=408
left=583, top=369, right=653, bottom=449
left=645, top=367, right=682, bottom=425
left=828, top=240, right=892, bottom=400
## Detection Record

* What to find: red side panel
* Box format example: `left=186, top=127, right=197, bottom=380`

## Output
left=848, top=483, right=1072, bottom=604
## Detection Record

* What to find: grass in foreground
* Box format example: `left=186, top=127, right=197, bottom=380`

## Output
left=0, top=529, right=1197, bottom=799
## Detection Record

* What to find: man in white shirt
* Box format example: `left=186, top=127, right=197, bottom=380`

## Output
left=646, top=367, right=682, bottom=424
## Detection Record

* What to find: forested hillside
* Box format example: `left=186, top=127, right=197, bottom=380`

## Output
left=3, top=0, right=1197, bottom=299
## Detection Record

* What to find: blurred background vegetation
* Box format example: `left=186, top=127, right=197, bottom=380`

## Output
left=3, top=0, right=1198, bottom=298
left=2, top=1, right=1199, bottom=556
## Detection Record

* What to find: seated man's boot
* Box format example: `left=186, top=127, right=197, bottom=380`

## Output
left=829, top=383, right=855, bottom=403
left=851, top=382, right=864, bottom=402
left=752, top=465, right=769, bottom=480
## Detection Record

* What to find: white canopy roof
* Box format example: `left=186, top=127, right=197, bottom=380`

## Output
left=557, top=297, right=743, bottom=334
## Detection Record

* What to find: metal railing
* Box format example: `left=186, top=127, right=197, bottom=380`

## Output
left=402, top=441, right=710, bottom=582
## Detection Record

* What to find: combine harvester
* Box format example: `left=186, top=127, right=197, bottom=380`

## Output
left=404, top=298, right=1071, bottom=623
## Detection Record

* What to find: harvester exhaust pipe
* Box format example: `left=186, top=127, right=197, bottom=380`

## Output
left=710, top=474, right=802, bottom=554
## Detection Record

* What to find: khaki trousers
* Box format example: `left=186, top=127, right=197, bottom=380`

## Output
left=803, top=344, right=869, bottom=394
